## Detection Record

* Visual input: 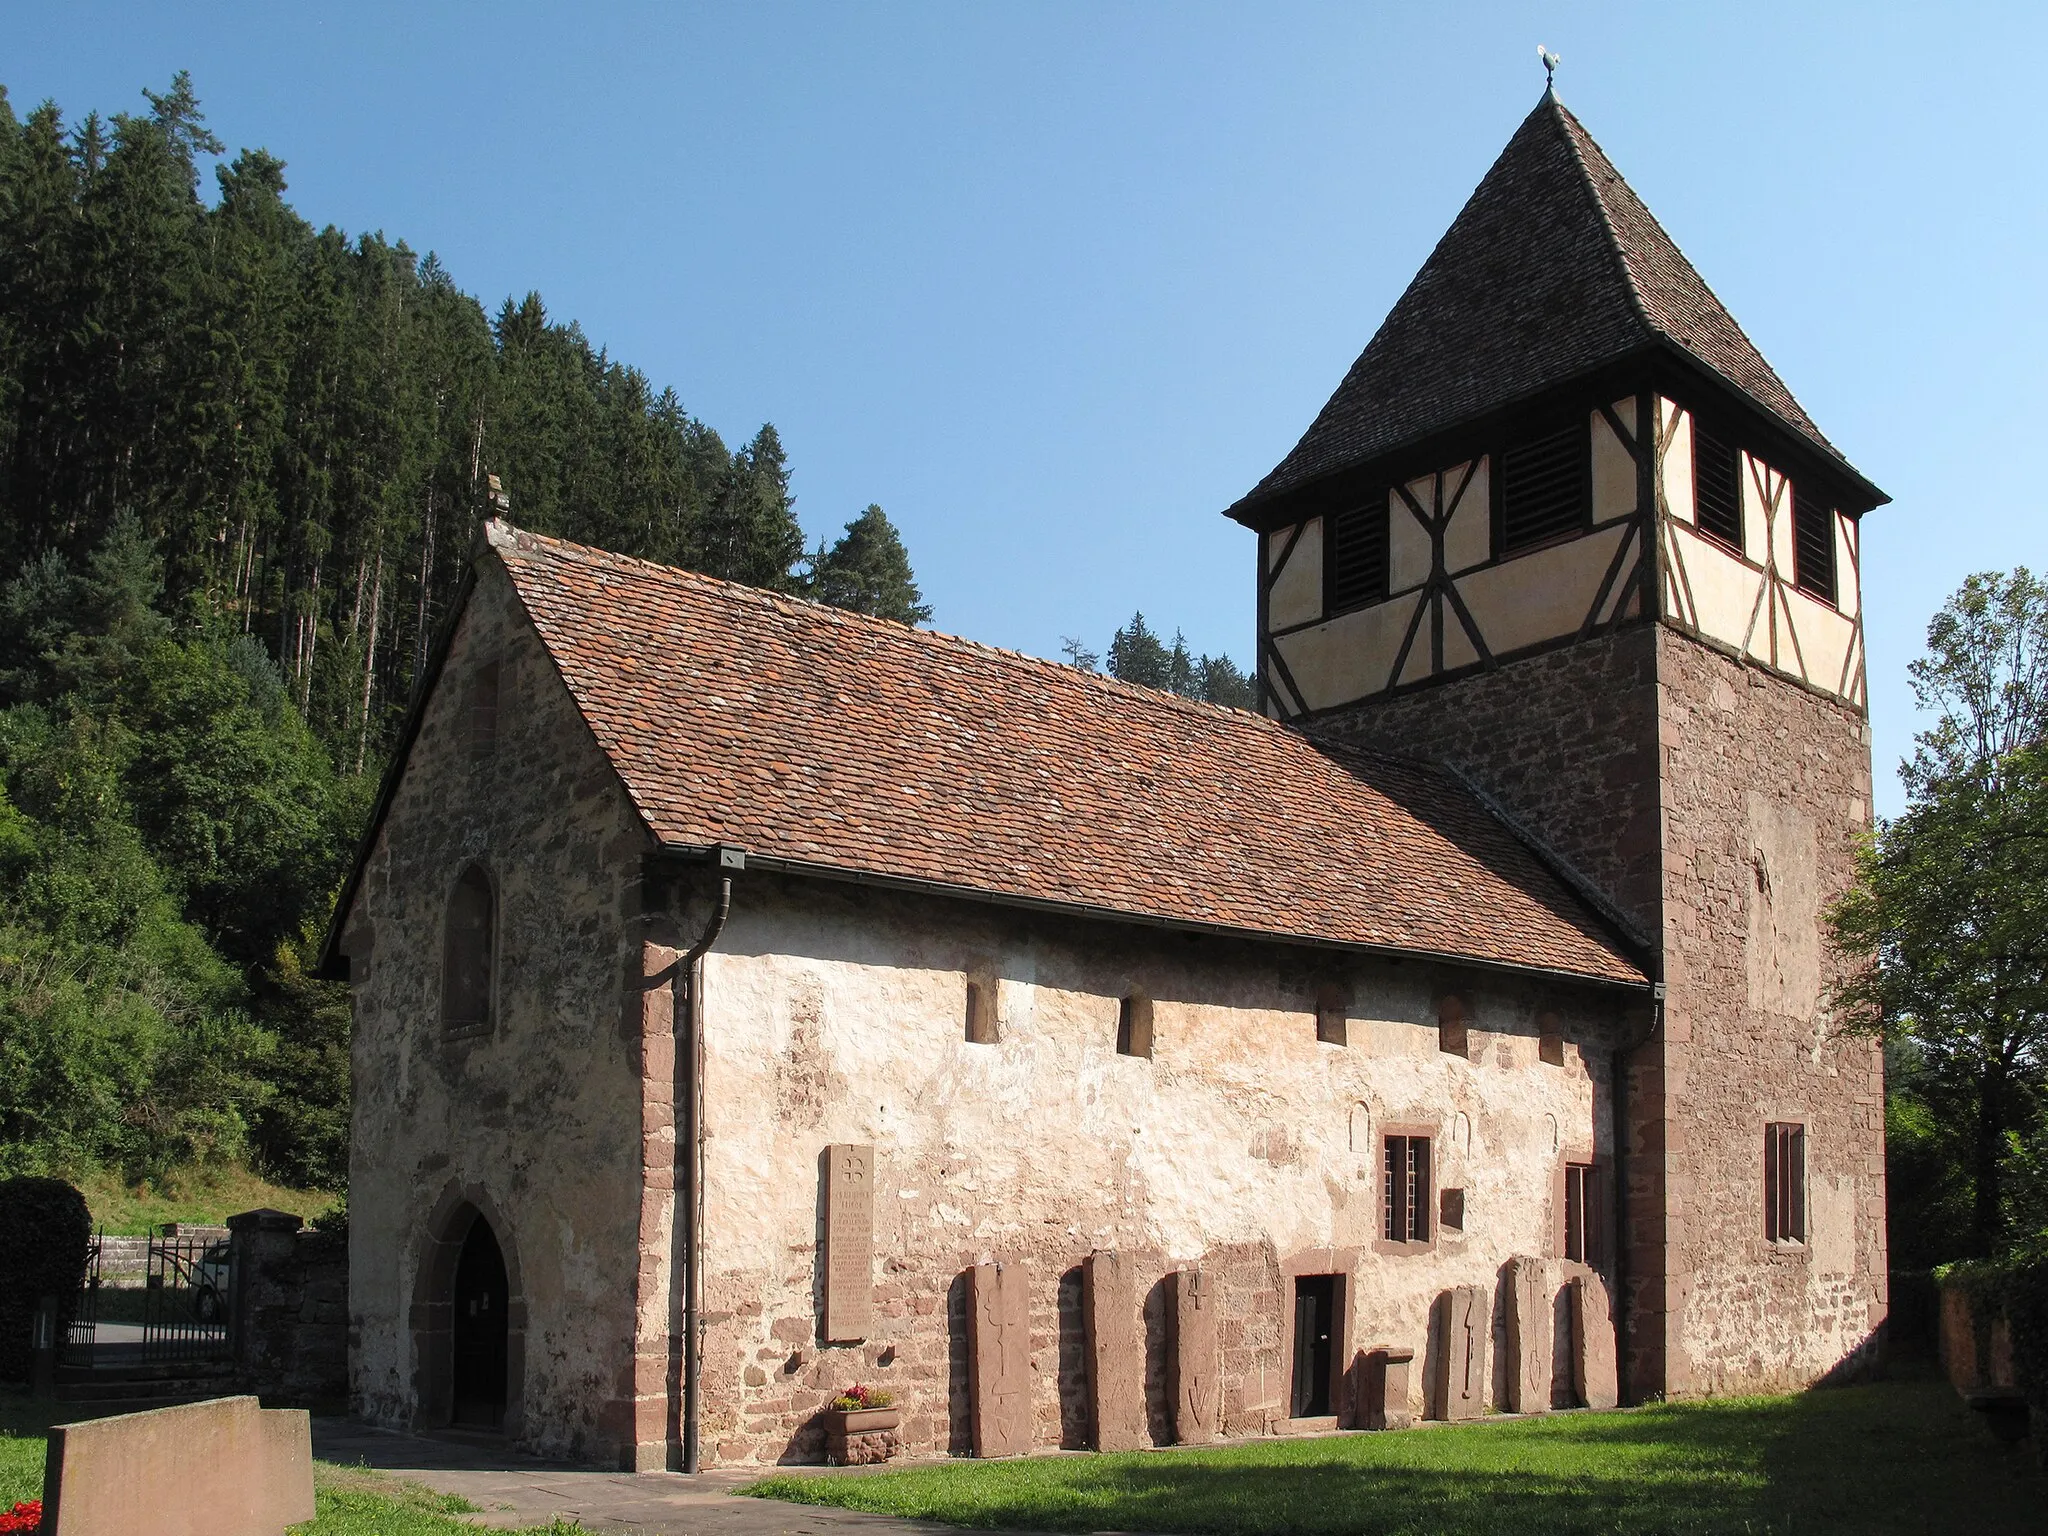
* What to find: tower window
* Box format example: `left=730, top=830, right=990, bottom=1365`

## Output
left=1436, top=995, right=1469, bottom=1059
left=1765, top=1122, right=1806, bottom=1243
left=1326, top=499, right=1390, bottom=612
left=442, top=863, right=496, bottom=1038
left=1692, top=423, right=1744, bottom=553
left=1564, top=1162, right=1602, bottom=1266
left=1383, top=1134, right=1432, bottom=1243
left=1498, top=421, right=1588, bottom=553
left=1116, top=993, right=1153, bottom=1059
left=1792, top=486, right=1837, bottom=605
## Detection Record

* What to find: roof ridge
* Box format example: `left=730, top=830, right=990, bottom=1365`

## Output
left=488, top=519, right=1274, bottom=728
left=1547, top=96, right=1658, bottom=344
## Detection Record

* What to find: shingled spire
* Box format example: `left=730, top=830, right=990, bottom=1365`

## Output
left=1227, top=94, right=1878, bottom=525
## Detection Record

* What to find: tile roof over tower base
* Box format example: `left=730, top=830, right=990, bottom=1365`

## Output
left=478, top=523, right=1645, bottom=986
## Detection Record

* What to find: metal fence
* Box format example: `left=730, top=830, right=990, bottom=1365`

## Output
left=140, top=1229, right=235, bottom=1362
left=59, top=1232, right=102, bottom=1365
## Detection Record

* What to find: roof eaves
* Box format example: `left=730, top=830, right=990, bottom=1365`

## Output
left=655, top=841, right=1653, bottom=992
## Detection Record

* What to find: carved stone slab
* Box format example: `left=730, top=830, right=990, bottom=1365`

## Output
left=1571, top=1271, right=1619, bottom=1409
left=1083, top=1250, right=1144, bottom=1451
left=822, top=1144, right=874, bottom=1342
left=969, top=1260, right=1032, bottom=1457
left=1169, top=1268, right=1217, bottom=1444
left=1432, top=1285, right=1488, bottom=1420
left=1358, top=1346, right=1415, bottom=1430
left=1505, top=1256, right=1552, bottom=1414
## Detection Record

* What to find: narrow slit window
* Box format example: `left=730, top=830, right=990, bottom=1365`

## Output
left=1765, top=1123, right=1806, bottom=1243
left=964, top=979, right=997, bottom=1044
left=1315, top=984, right=1348, bottom=1047
left=1792, top=486, right=1837, bottom=605
left=1498, top=421, right=1588, bottom=553
left=1692, top=424, right=1744, bottom=552
left=468, top=661, right=501, bottom=757
left=1564, top=1162, right=1602, bottom=1266
left=1383, top=1134, right=1432, bottom=1244
left=442, top=864, right=495, bottom=1038
left=1437, top=996, right=1468, bottom=1059
left=1326, top=499, right=1390, bottom=612
left=1116, top=993, right=1153, bottom=1060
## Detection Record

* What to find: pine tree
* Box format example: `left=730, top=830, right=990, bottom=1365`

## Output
left=1107, top=612, right=1172, bottom=690
left=806, top=504, right=931, bottom=624
left=695, top=423, right=805, bottom=590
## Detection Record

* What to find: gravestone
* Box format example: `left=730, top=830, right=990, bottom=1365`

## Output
left=1432, top=1285, right=1488, bottom=1420
left=1504, top=1256, right=1552, bottom=1413
left=1358, top=1346, right=1415, bottom=1429
left=968, top=1260, right=1032, bottom=1457
left=822, top=1144, right=874, bottom=1343
left=1083, top=1250, right=1144, bottom=1451
left=1169, top=1268, right=1217, bottom=1444
left=41, top=1396, right=313, bottom=1536
left=1570, top=1271, right=1619, bottom=1409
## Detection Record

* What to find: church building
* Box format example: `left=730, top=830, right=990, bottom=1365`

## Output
left=323, top=91, right=1888, bottom=1470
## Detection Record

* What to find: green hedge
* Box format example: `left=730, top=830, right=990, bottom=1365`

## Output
left=1935, top=1255, right=2048, bottom=1412
left=0, top=1177, right=92, bottom=1381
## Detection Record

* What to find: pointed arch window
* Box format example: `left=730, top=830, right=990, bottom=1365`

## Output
left=443, top=864, right=496, bottom=1039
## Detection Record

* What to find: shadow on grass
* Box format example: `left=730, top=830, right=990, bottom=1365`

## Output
left=747, top=1380, right=2043, bottom=1536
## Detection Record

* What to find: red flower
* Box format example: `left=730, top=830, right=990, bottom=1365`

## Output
left=0, top=1500, right=41, bottom=1534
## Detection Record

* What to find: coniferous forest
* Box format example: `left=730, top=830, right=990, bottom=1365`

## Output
left=0, top=75, right=942, bottom=1191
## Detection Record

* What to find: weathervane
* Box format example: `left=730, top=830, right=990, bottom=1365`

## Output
left=1537, top=44, right=1561, bottom=91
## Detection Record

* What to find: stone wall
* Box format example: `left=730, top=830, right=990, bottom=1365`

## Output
left=1309, top=619, right=1886, bottom=1397
left=1656, top=628, right=1885, bottom=1392
left=228, top=1209, right=348, bottom=1407
left=689, top=874, right=1632, bottom=1466
left=341, top=557, right=654, bottom=1462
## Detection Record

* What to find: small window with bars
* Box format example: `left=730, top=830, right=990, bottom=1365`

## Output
left=1383, top=1134, right=1432, bottom=1244
left=1692, top=423, right=1744, bottom=552
left=1498, top=421, right=1588, bottom=553
left=1564, top=1162, right=1602, bottom=1266
left=1765, top=1122, right=1806, bottom=1243
left=1792, top=486, right=1837, bottom=605
left=1326, top=500, right=1390, bottom=613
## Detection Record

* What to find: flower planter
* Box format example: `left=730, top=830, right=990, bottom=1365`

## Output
left=822, top=1407, right=902, bottom=1465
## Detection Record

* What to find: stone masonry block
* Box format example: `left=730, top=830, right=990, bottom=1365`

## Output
left=1083, top=1250, right=1144, bottom=1451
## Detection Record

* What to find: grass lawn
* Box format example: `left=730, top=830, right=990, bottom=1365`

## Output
left=0, top=1394, right=580, bottom=1534
left=68, top=1161, right=339, bottom=1235
left=745, top=1373, right=2044, bottom=1536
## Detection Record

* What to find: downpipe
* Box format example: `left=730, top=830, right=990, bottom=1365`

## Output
left=677, top=866, right=734, bottom=1474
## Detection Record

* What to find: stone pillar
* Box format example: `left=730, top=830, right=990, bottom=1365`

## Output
left=1571, top=1271, right=1619, bottom=1410
left=228, top=1207, right=306, bottom=1380
left=1356, top=1346, right=1414, bottom=1430
left=622, top=932, right=679, bottom=1470
left=1504, top=1256, right=1552, bottom=1414
left=1168, top=1268, right=1216, bottom=1445
left=1431, top=1285, right=1487, bottom=1421
left=968, top=1261, right=1031, bottom=1457
left=1083, top=1251, right=1143, bottom=1451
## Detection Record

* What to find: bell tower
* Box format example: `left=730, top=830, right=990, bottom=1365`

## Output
left=1228, top=92, right=1888, bottom=1397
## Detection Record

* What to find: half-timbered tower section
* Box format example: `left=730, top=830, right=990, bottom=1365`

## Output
left=1228, top=92, right=1889, bottom=1397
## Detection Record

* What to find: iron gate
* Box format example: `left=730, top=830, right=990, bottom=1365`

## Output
left=58, top=1231, right=101, bottom=1365
left=141, top=1229, right=234, bottom=1362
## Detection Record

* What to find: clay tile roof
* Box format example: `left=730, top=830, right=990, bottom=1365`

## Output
left=493, top=523, right=1646, bottom=987
left=1229, top=94, right=1871, bottom=520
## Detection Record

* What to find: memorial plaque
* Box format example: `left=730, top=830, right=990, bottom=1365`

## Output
left=969, top=1260, right=1032, bottom=1457
left=822, top=1143, right=874, bottom=1343
left=1431, top=1285, right=1488, bottom=1420
left=1504, top=1256, right=1551, bottom=1414
left=1169, top=1268, right=1217, bottom=1445
left=1084, top=1251, right=1144, bottom=1451
left=1570, top=1271, right=1619, bottom=1409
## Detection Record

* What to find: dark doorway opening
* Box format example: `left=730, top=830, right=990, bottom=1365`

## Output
left=451, top=1217, right=509, bottom=1429
left=1291, top=1274, right=1338, bottom=1417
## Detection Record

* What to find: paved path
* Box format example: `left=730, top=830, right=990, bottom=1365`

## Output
left=311, top=1420, right=962, bottom=1536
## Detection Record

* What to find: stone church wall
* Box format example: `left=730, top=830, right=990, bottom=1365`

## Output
left=341, top=563, right=653, bottom=1462
left=691, top=875, right=1634, bottom=1465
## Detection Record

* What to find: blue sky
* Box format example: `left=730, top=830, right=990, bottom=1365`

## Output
left=7, top=3, right=2043, bottom=813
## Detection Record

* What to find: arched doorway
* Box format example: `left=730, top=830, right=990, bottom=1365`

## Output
left=451, top=1217, right=509, bottom=1428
